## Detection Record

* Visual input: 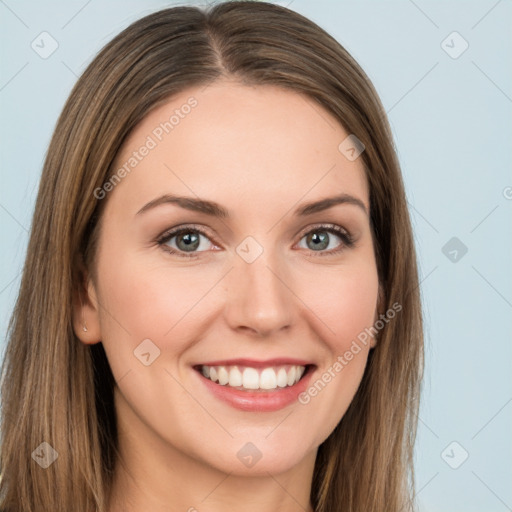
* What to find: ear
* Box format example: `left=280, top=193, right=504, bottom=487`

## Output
left=72, top=260, right=102, bottom=345
left=370, top=283, right=385, bottom=349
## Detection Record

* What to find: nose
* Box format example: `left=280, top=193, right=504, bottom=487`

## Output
left=223, top=245, right=296, bottom=337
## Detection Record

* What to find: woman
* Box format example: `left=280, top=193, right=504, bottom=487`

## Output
left=0, top=2, right=423, bottom=511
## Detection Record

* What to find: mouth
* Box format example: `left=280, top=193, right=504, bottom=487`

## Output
left=193, top=363, right=312, bottom=391
left=192, top=359, right=316, bottom=412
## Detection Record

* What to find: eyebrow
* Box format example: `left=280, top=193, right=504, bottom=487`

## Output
left=136, top=192, right=368, bottom=218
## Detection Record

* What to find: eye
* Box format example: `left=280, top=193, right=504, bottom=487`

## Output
left=296, top=224, right=354, bottom=256
left=157, top=225, right=217, bottom=258
left=156, top=223, right=355, bottom=259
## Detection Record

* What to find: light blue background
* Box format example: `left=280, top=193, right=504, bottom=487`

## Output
left=1, top=1, right=511, bottom=510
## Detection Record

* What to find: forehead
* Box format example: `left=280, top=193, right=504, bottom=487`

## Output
left=108, top=81, right=369, bottom=216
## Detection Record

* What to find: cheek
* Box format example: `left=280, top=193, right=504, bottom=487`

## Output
left=293, top=262, right=379, bottom=445
left=299, top=260, right=379, bottom=351
left=93, top=246, right=213, bottom=374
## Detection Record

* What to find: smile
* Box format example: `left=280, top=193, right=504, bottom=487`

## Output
left=199, top=364, right=306, bottom=391
left=193, top=358, right=316, bottom=412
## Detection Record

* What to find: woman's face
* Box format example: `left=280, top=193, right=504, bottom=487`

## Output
left=78, top=81, right=380, bottom=476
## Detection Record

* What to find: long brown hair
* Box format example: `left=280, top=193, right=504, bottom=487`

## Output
left=0, top=2, right=423, bottom=511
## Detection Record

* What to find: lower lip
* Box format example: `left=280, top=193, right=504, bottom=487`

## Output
left=194, top=366, right=315, bottom=412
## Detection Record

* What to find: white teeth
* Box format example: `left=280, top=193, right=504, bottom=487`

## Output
left=276, top=368, right=288, bottom=388
left=229, top=366, right=243, bottom=387
left=217, top=366, right=229, bottom=385
left=242, top=368, right=260, bottom=389
left=260, top=368, right=277, bottom=389
left=287, top=366, right=296, bottom=386
left=199, top=364, right=307, bottom=390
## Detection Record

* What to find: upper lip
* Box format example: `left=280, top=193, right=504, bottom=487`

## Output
left=194, top=358, right=314, bottom=368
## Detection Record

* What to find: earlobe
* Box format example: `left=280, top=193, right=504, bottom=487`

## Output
left=72, top=265, right=102, bottom=345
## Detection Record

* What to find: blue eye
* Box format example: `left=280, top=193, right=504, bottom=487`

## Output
left=158, top=227, right=213, bottom=256
left=297, top=225, right=354, bottom=256
left=157, top=223, right=354, bottom=259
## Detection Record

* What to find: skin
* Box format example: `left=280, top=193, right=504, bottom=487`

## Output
left=74, top=80, right=380, bottom=512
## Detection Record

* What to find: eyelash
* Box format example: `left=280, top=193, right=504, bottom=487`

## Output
left=156, top=223, right=355, bottom=259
